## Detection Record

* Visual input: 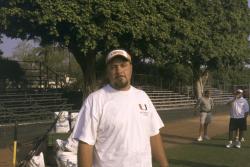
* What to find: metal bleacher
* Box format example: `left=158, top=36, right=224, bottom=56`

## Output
left=0, top=60, right=76, bottom=125
left=141, top=86, right=196, bottom=111
left=204, top=86, right=233, bottom=104
left=139, top=85, right=233, bottom=112
left=0, top=91, right=74, bottom=124
left=0, top=58, right=234, bottom=124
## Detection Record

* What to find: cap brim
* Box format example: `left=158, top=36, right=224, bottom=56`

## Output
left=106, top=50, right=131, bottom=64
left=236, top=89, right=243, bottom=93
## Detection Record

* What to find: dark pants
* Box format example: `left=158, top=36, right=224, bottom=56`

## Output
left=229, top=118, right=247, bottom=131
left=228, top=118, right=247, bottom=141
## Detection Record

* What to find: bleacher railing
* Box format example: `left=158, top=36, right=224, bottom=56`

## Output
left=132, top=74, right=194, bottom=97
left=18, top=61, right=66, bottom=90
left=132, top=74, right=163, bottom=88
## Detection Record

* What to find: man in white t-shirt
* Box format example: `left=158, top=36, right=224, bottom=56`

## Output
left=73, top=49, right=169, bottom=167
left=226, top=89, right=249, bottom=148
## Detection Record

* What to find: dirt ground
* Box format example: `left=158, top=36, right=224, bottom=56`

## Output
left=162, top=110, right=250, bottom=149
left=161, top=112, right=229, bottom=148
left=0, top=123, right=51, bottom=167
left=0, top=148, right=12, bottom=167
left=1, top=106, right=249, bottom=166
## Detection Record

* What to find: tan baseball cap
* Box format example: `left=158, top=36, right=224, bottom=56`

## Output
left=106, top=49, right=131, bottom=64
left=236, top=89, right=243, bottom=93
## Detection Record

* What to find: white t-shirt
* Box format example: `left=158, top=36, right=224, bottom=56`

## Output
left=73, top=84, right=164, bottom=167
left=229, top=97, right=249, bottom=118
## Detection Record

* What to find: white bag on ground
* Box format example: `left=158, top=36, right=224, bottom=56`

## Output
left=55, top=139, right=67, bottom=151
left=55, top=111, right=70, bottom=133
left=70, top=112, right=78, bottom=130
left=56, top=151, right=77, bottom=167
left=55, top=133, right=78, bottom=154
left=27, top=152, right=45, bottom=167
left=64, top=133, right=78, bottom=154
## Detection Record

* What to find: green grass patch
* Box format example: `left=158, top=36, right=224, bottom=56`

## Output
left=154, top=126, right=250, bottom=167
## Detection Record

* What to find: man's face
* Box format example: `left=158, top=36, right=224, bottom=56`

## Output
left=235, top=92, right=242, bottom=98
left=107, top=57, right=132, bottom=90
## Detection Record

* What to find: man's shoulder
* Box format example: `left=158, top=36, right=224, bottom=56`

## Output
left=240, top=97, right=249, bottom=103
left=131, top=86, right=148, bottom=95
left=86, top=85, right=109, bottom=99
left=90, top=85, right=148, bottom=96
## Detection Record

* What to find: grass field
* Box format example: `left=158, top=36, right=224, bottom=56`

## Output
left=154, top=126, right=250, bottom=167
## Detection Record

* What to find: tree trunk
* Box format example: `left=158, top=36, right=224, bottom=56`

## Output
left=82, top=52, right=96, bottom=97
left=193, top=78, right=203, bottom=99
left=193, top=68, right=209, bottom=99
left=69, top=47, right=96, bottom=98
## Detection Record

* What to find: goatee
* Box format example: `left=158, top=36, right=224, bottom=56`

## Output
left=113, top=79, right=129, bottom=90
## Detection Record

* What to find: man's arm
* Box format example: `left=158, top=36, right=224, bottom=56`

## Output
left=245, top=112, right=248, bottom=118
left=78, top=141, right=94, bottom=167
left=193, top=98, right=201, bottom=116
left=150, top=133, right=169, bottom=167
left=227, top=97, right=236, bottom=105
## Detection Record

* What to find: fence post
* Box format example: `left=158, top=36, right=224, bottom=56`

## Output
left=39, top=62, right=42, bottom=89
left=46, top=65, right=49, bottom=89
left=13, top=121, right=18, bottom=167
left=56, top=74, right=58, bottom=89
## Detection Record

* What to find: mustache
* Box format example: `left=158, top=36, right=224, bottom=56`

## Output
left=115, top=75, right=125, bottom=79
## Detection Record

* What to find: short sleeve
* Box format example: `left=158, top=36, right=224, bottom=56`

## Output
left=243, top=99, right=249, bottom=113
left=146, top=94, right=164, bottom=136
left=195, top=98, right=201, bottom=108
left=72, top=95, right=100, bottom=145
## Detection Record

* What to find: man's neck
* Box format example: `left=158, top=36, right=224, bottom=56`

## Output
left=110, top=84, right=131, bottom=91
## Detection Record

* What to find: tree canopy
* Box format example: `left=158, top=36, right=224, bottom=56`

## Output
left=0, top=0, right=249, bottom=96
left=161, top=0, right=250, bottom=97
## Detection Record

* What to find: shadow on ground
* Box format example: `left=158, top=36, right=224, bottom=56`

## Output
left=193, top=142, right=226, bottom=148
left=169, top=159, right=229, bottom=167
left=161, top=133, right=196, bottom=145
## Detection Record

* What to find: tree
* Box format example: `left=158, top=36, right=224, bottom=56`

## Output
left=1, top=0, right=249, bottom=97
left=159, top=0, right=250, bottom=97
left=0, top=0, right=170, bottom=96
left=0, top=56, right=27, bottom=89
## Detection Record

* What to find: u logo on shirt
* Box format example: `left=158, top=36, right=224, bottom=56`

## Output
left=139, top=104, right=149, bottom=116
left=139, top=104, right=148, bottom=111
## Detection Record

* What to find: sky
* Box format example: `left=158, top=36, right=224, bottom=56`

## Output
left=0, top=0, right=250, bottom=57
left=0, top=35, right=22, bottom=57
left=0, top=35, right=39, bottom=58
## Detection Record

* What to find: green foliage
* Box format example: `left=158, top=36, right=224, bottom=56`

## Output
left=162, top=63, right=193, bottom=86
left=0, top=0, right=173, bottom=93
left=0, top=56, right=27, bottom=88
left=0, top=0, right=170, bottom=58
left=211, top=67, right=250, bottom=87
left=0, top=0, right=249, bottom=93
left=163, top=0, right=250, bottom=71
